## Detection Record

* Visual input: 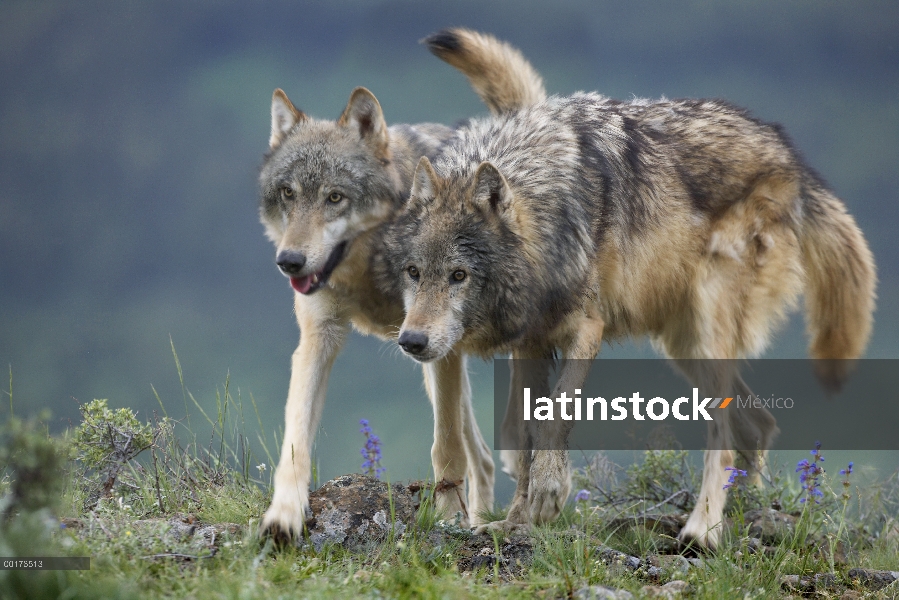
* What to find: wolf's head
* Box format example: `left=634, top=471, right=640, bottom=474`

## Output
left=380, top=156, right=531, bottom=362
left=259, top=88, right=404, bottom=295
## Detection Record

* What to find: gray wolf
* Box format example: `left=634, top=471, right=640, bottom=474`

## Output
left=257, top=29, right=546, bottom=542
left=380, top=77, right=876, bottom=547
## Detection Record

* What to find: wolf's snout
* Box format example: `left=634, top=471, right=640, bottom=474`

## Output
left=276, top=250, right=307, bottom=276
left=398, top=330, right=429, bottom=355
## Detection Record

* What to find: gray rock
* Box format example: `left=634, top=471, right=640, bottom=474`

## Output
left=574, top=585, right=634, bottom=600
left=305, top=473, right=415, bottom=552
left=742, top=508, right=796, bottom=545
left=846, top=568, right=899, bottom=590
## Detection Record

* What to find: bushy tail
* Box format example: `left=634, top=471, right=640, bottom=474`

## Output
left=423, top=28, right=547, bottom=115
left=800, top=182, right=876, bottom=387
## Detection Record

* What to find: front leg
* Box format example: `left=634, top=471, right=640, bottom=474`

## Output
left=423, top=352, right=473, bottom=526
left=262, top=293, right=348, bottom=543
left=528, top=313, right=604, bottom=525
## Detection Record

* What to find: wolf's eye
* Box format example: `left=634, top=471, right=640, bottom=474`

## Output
left=452, top=270, right=466, bottom=282
left=281, top=186, right=295, bottom=198
left=407, top=265, right=419, bottom=280
left=328, top=192, right=343, bottom=203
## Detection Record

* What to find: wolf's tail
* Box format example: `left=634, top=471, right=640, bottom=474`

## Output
left=423, top=28, right=547, bottom=115
left=800, top=178, right=876, bottom=387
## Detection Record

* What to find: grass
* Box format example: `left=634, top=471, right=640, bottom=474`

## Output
left=1, top=370, right=898, bottom=599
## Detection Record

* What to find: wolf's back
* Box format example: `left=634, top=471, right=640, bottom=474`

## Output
left=799, top=177, right=876, bottom=384
left=424, top=28, right=547, bottom=115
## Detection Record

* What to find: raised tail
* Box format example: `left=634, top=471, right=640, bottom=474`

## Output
left=800, top=179, right=876, bottom=387
left=423, top=28, right=546, bottom=115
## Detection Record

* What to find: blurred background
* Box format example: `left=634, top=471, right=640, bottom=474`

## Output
left=1, top=1, right=897, bottom=498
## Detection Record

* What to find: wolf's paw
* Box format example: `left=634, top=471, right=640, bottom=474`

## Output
left=435, top=478, right=470, bottom=528
left=260, top=493, right=310, bottom=546
left=527, top=450, right=571, bottom=525
left=473, top=519, right=531, bottom=536
left=677, top=515, right=721, bottom=552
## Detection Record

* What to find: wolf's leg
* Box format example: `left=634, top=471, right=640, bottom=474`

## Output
left=674, top=360, right=737, bottom=550
left=423, top=352, right=473, bottom=526
left=262, top=293, right=348, bottom=542
left=475, top=355, right=549, bottom=534
left=499, top=354, right=524, bottom=480
left=455, top=356, right=495, bottom=525
left=731, top=375, right=778, bottom=486
left=527, top=314, right=604, bottom=525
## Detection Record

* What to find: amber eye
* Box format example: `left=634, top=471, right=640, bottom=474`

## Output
left=328, top=192, right=343, bottom=203
left=281, top=186, right=295, bottom=198
left=407, top=265, right=419, bottom=279
left=452, top=270, right=466, bottom=282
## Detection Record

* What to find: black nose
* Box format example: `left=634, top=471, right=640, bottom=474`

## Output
left=276, top=250, right=306, bottom=276
left=398, top=330, right=429, bottom=355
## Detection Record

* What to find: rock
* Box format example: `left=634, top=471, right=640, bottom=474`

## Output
left=646, top=554, right=691, bottom=577
left=846, top=568, right=899, bottom=590
left=742, top=508, right=796, bottom=545
left=662, top=580, right=690, bottom=593
left=305, top=473, right=415, bottom=552
left=574, top=585, right=634, bottom=600
left=595, top=545, right=642, bottom=571
left=781, top=573, right=838, bottom=594
left=455, top=532, right=532, bottom=579
left=640, top=580, right=690, bottom=598
left=638, top=580, right=690, bottom=598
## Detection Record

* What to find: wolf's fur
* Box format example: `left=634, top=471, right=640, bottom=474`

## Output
left=380, top=90, right=876, bottom=547
left=257, top=30, right=546, bottom=541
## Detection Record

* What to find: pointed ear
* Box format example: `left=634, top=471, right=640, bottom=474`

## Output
left=338, top=87, right=389, bottom=156
left=472, top=161, right=512, bottom=214
left=410, top=157, right=439, bottom=203
left=270, top=89, right=305, bottom=149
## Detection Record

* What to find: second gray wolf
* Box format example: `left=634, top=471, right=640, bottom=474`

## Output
left=379, top=69, right=876, bottom=548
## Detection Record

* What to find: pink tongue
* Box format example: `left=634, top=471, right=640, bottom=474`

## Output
left=290, top=275, right=313, bottom=294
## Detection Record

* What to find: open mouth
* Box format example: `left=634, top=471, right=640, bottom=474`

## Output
left=289, top=242, right=347, bottom=295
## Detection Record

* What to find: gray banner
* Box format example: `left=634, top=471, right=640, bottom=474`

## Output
left=493, top=359, right=899, bottom=450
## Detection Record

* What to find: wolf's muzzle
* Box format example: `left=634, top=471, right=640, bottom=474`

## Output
left=398, top=330, right=429, bottom=356
left=276, top=250, right=307, bottom=276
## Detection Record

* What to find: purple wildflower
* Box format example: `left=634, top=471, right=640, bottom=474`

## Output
left=360, top=419, right=386, bottom=478
left=796, top=442, right=825, bottom=504
left=840, top=461, right=854, bottom=500
left=723, top=466, right=748, bottom=490
left=575, top=489, right=591, bottom=502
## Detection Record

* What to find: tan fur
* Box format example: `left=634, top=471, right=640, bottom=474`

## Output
left=387, top=88, right=877, bottom=548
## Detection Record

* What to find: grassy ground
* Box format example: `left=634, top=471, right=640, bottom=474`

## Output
left=1, top=389, right=898, bottom=599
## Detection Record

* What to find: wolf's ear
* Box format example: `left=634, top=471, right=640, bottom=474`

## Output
left=338, top=87, right=389, bottom=157
left=270, top=89, right=306, bottom=149
left=410, top=157, right=438, bottom=203
left=472, top=161, right=512, bottom=214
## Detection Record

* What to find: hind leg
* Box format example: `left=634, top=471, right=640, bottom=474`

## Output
left=671, top=360, right=738, bottom=550
left=499, top=358, right=524, bottom=480
left=457, top=356, right=495, bottom=524
left=730, top=375, right=778, bottom=486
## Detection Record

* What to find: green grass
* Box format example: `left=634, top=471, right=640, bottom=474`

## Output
left=1, top=377, right=898, bottom=599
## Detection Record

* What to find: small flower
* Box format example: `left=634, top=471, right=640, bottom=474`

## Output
left=360, top=419, right=385, bottom=478
left=575, top=489, right=591, bottom=502
left=796, top=443, right=825, bottom=504
left=256, top=463, right=267, bottom=473
left=840, top=461, right=854, bottom=499
left=723, top=466, right=748, bottom=490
